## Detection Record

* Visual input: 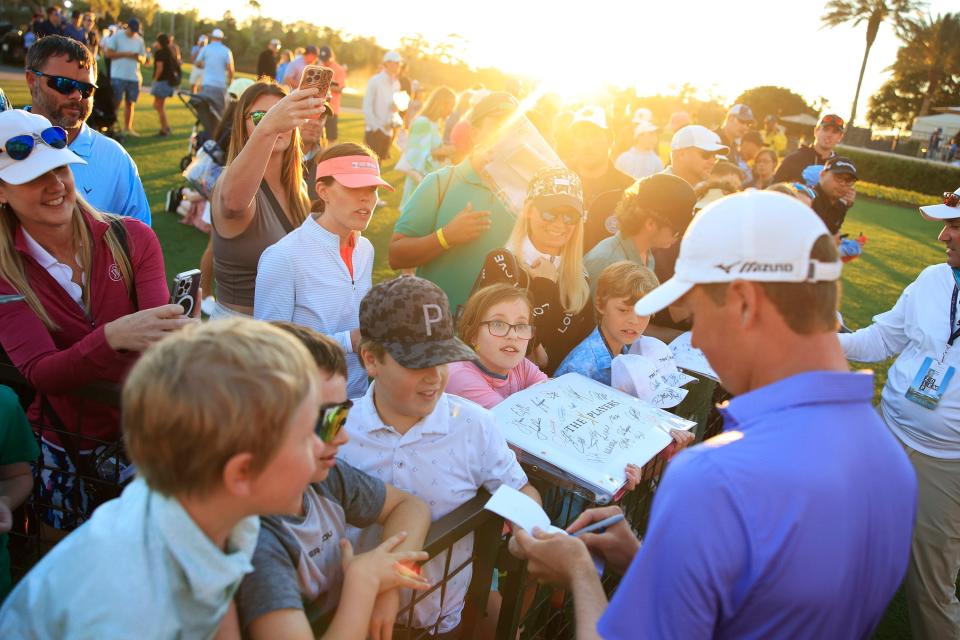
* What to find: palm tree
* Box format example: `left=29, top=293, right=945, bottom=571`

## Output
left=820, top=0, right=923, bottom=125
left=895, top=13, right=960, bottom=117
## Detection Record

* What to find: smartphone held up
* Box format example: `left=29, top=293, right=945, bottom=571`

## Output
left=299, top=65, right=335, bottom=119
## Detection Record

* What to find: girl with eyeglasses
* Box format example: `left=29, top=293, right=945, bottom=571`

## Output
left=447, top=284, right=547, bottom=408
left=209, top=79, right=323, bottom=318
left=0, top=110, right=192, bottom=533
left=471, top=167, right=593, bottom=375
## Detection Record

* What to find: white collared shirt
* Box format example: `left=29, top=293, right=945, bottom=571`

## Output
left=339, top=385, right=528, bottom=632
left=839, top=263, right=960, bottom=458
left=21, top=228, right=84, bottom=307
left=520, top=236, right=561, bottom=269
left=254, top=215, right=374, bottom=398
left=0, top=478, right=259, bottom=638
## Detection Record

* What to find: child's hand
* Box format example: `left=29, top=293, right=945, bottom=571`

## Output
left=669, top=428, right=695, bottom=450
left=624, top=463, right=643, bottom=491
left=0, top=499, right=12, bottom=534
left=340, top=532, right=431, bottom=594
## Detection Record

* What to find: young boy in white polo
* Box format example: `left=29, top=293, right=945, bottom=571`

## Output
left=0, top=319, right=428, bottom=638
left=339, top=276, right=541, bottom=636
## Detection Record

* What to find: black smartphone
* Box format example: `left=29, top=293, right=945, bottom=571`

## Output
left=170, top=269, right=201, bottom=315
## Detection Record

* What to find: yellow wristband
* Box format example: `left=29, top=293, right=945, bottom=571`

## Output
left=436, top=227, right=451, bottom=250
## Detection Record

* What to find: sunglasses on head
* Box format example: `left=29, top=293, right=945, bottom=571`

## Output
left=0, top=126, right=68, bottom=161
left=944, top=192, right=960, bottom=208
left=30, top=69, right=97, bottom=100
left=539, top=208, right=581, bottom=226
left=316, top=399, right=352, bottom=443
left=248, top=110, right=268, bottom=126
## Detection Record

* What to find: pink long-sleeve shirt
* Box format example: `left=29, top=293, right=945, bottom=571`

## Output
left=445, top=358, right=547, bottom=409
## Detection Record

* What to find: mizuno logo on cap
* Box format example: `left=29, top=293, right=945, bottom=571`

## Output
left=715, top=261, right=794, bottom=274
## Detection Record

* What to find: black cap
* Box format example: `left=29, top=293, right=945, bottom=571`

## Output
left=318, top=46, right=332, bottom=60
left=305, top=45, right=319, bottom=56
left=127, top=18, right=140, bottom=33
left=360, top=276, right=478, bottom=369
left=817, top=114, right=845, bottom=131
left=626, top=173, right=697, bottom=232
left=824, top=156, right=858, bottom=179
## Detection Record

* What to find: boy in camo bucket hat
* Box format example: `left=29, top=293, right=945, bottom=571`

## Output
left=339, top=275, right=540, bottom=634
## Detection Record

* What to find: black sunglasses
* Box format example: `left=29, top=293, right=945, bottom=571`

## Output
left=539, top=209, right=581, bottom=226
left=316, top=399, right=352, bottom=443
left=0, top=126, right=68, bottom=161
left=30, top=69, right=97, bottom=100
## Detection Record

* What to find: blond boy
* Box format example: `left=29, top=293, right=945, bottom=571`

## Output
left=0, top=319, right=426, bottom=638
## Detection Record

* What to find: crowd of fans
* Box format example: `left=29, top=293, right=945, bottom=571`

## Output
left=0, top=8, right=958, bottom=640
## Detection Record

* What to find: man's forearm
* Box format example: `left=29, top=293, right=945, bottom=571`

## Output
left=571, top=564, right=608, bottom=640
left=382, top=497, right=430, bottom=553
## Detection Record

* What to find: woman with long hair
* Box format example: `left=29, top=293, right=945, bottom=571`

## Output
left=254, top=142, right=393, bottom=397
left=748, top=147, right=778, bottom=190
left=210, top=79, right=323, bottom=318
left=471, top=167, right=593, bottom=374
left=398, top=86, right=456, bottom=206
left=0, top=110, right=190, bottom=532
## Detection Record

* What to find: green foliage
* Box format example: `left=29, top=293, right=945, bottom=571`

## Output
left=733, top=86, right=815, bottom=121
left=867, top=12, right=960, bottom=127
left=835, top=145, right=960, bottom=196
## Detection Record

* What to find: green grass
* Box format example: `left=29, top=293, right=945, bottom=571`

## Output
left=4, top=82, right=951, bottom=638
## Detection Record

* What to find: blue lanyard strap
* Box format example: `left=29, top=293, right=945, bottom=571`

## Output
left=950, top=268, right=960, bottom=347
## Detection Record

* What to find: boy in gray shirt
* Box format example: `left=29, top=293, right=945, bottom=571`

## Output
left=237, top=323, right=432, bottom=639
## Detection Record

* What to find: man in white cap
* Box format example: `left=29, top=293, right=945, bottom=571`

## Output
left=512, top=191, right=916, bottom=639
left=362, top=51, right=402, bottom=160
left=665, top=124, right=729, bottom=187
left=838, top=187, right=960, bottom=640
left=558, top=105, right=633, bottom=252
left=256, top=38, right=281, bottom=80
left=614, top=120, right=662, bottom=181
left=194, top=28, right=234, bottom=114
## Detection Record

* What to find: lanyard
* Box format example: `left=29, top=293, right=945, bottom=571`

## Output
left=948, top=268, right=960, bottom=352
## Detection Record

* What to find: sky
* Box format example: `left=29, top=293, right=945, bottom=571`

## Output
left=162, top=0, right=953, bottom=125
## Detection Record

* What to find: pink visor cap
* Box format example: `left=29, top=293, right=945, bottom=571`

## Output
left=315, top=155, right=394, bottom=190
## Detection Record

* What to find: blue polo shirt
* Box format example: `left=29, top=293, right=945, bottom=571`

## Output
left=69, top=123, right=151, bottom=225
left=598, top=371, right=916, bottom=640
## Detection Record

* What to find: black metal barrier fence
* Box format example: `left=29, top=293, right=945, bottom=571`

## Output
left=1, top=358, right=729, bottom=639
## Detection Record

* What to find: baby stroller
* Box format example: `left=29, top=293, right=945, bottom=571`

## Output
left=86, top=70, right=118, bottom=136
left=177, top=90, right=224, bottom=171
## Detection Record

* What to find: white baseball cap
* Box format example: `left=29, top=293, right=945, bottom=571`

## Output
left=634, top=121, right=658, bottom=137
left=0, top=110, right=85, bottom=186
left=383, top=50, right=402, bottom=63
left=670, top=125, right=729, bottom=154
left=572, top=105, right=608, bottom=130
left=634, top=191, right=842, bottom=316
left=211, top=28, right=225, bottom=39
left=919, top=187, right=960, bottom=220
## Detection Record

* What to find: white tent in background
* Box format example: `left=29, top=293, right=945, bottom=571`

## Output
left=910, top=108, right=960, bottom=142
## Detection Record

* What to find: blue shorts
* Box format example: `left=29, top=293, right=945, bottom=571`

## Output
left=111, top=78, right=140, bottom=104
left=150, top=81, right=176, bottom=98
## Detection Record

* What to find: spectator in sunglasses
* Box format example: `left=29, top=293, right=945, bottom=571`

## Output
left=812, top=156, right=858, bottom=238
left=24, top=35, right=151, bottom=225
left=774, top=113, right=845, bottom=183
left=210, top=79, right=324, bottom=319
left=0, top=109, right=190, bottom=534
left=471, top=167, right=594, bottom=374
left=35, top=6, right=65, bottom=39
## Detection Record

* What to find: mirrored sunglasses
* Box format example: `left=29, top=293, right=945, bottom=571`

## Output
left=248, top=110, right=268, bottom=126
left=30, top=69, right=97, bottom=100
left=316, top=399, right=352, bottom=443
left=0, top=126, right=68, bottom=161
left=539, top=209, right=581, bottom=226
left=943, top=192, right=960, bottom=208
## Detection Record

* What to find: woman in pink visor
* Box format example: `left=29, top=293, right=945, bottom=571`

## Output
left=254, top=143, right=393, bottom=398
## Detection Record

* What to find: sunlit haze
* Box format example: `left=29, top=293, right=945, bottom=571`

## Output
left=162, top=0, right=954, bottom=124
